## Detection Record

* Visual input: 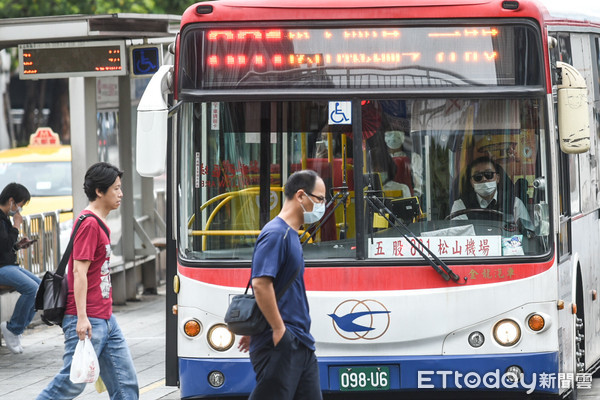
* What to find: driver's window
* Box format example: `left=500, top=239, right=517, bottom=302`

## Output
left=363, top=98, right=548, bottom=259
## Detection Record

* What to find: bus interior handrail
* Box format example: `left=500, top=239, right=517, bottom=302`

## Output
left=189, top=186, right=284, bottom=250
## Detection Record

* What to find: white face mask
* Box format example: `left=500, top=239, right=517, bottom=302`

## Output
left=301, top=195, right=326, bottom=224
left=384, top=131, right=405, bottom=149
left=8, top=201, right=22, bottom=217
left=473, top=181, right=497, bottom=198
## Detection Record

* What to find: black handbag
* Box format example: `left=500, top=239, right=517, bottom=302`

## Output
left=35, top=213, right=109, bottom=326
left=225, top=266, right=300, bottom=336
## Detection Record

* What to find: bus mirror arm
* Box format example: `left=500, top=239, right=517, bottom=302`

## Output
left=364, top=192, right=461, bottom=283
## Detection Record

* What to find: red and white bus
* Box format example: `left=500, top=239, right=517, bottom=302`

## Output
left=137, top=0, right=600, bottom=398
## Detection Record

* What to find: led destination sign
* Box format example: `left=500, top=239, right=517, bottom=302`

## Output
left=180, top=23, right=542, bottom=90
left=205, top=27, right=499, bottom=67
left=19, top=40, right=127, bottom=79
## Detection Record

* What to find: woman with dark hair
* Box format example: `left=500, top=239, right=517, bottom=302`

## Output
left=0, top=182, right=40, bottom=354
left=38, top=162, right=139, bottom=399
left=450, top=157, right=532, bottom=229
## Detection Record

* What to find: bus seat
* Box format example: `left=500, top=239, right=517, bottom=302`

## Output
left=383, top=189, right=404, bottom=199
left=392, top=156, right=413, bottom=195
left=332, top=158, right=354, bottom=190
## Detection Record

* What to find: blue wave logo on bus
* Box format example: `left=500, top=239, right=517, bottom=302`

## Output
left=329, top=299, right=391, bottom=340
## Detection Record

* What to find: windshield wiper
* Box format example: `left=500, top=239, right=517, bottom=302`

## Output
left=364, top=190, right=460, bottom=283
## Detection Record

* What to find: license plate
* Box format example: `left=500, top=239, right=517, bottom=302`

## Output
left=339, top=366, right=390, bottom=391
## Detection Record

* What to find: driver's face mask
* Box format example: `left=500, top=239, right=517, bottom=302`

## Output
left=473, top=181, right=497, bottom=198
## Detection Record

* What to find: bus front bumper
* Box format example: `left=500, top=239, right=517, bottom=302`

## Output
left=179, top=351, right=559, bottom=398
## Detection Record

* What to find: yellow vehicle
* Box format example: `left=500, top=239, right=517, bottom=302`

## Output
left=0, top=128, right=72, bottom=223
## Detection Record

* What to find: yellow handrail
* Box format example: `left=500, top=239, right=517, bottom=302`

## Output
left=192, top=186, right=284, bottom=250
left=190, top=230, right=262, bottom=236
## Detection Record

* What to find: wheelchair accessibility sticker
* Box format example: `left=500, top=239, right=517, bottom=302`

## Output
left=329, top=101, right=352, bottom=125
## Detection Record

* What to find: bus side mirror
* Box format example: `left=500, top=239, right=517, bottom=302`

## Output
left=556, top=61, right=590, bottom=154
left=136, top=65, right=173, bottom=177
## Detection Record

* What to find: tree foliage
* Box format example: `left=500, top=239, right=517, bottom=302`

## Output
left=0, top=0, right=192, bottom=19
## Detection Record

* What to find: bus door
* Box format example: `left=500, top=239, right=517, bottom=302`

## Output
left=550, top=29, right=597, bottom=377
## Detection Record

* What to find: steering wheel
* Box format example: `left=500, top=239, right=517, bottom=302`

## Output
left=445, top=208, right=504, bottom=221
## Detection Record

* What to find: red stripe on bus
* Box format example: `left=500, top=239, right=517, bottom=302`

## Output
left=178, top=260, right=553, bottom=290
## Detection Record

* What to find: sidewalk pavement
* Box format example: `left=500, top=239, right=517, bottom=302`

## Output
left=0, top=285, right=181, bottom=399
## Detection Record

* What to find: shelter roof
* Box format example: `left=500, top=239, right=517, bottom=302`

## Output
left=0, top=14, right=180, bottom=49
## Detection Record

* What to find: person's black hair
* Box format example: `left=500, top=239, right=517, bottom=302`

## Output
left=83, top=162, right=124, bottom=201
left=284, top=170, right=319, bottom=200
left=0, top=183, right=31, bottom=205
left=465, top=156, right=500, bottom=181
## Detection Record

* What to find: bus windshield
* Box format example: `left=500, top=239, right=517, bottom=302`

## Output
left=179, top=97, right=550, bottom=262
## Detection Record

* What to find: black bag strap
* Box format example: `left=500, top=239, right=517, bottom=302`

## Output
left=55, top=213, right=110, bottom=277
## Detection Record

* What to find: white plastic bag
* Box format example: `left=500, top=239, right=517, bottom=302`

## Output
left=70, top=337, right=100, bottom=384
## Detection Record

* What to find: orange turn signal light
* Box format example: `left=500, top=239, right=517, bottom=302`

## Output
left=184, top=319, right=202, bottom=337
left=528, top=314, right=545, bottom=331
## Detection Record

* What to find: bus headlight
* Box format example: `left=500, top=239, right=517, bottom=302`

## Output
left=207, top=324, right=235, bottom=351
left=493, top=319, right=521, bottom=347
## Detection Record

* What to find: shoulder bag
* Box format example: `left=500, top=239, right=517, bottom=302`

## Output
left=34, top=213, right=109, bottom=326
left=224, top=266, right=300, bottom=336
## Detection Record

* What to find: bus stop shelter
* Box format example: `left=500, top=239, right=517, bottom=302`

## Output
left=0, top=14, right=180, bottom=303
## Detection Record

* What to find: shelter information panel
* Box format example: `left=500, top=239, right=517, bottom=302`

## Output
left=18, top=40, right=126, bottom=79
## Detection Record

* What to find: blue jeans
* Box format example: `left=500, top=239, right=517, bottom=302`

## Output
left=0, top=264, right=41, bottom=335
left=37, top=314, right=139, bottom=400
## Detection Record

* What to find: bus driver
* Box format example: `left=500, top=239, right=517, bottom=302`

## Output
left=450, top=156, right=533, bottom=231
